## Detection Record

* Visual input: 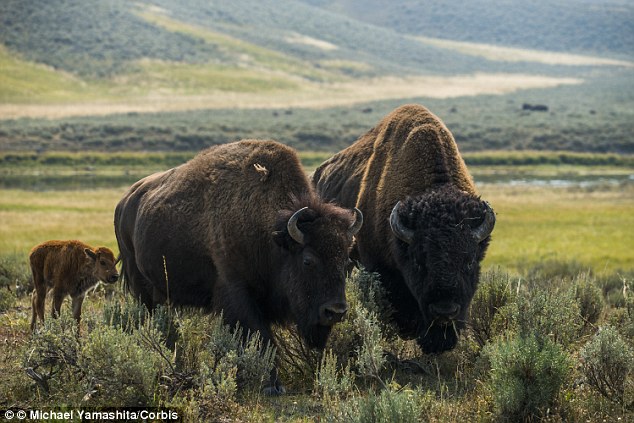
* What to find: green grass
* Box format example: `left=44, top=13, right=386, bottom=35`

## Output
left=479, top=184, right=634, bottom=273
left=0, top=46, right=94, bottom=103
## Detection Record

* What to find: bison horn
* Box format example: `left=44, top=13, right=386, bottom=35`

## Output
left=348, top=207, right=364, bottom=236
left=287, top=207, right=309, bottom=245
left=390, top=201, right=415, bottom=244
left=472, top=202, right=496, bottom=243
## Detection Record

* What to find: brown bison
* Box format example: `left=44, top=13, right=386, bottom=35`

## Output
left=312, top=104, right=495, bottom=354
left=30, top=240, right=119, bottom=331
left=114, top=139, right=362, bottom=394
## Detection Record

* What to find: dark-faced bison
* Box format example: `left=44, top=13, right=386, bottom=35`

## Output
left=30, top=240, right=119, bottom=331
left=312, top=104, right=495, bottom=354
left=114, top=139, right=362, bottom=394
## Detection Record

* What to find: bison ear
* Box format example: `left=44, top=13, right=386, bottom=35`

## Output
left=272, top=231, right=289, bottom=248
left=272, top=230, right=301, bottom=251
left=84, top=248, right=97, bottom=261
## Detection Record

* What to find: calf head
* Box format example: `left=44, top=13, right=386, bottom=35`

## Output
left=389, top=186, right=495, bottom=353
left=84, top=247, right=120, bottom=284
left=274, top=199, right=363, bottom=349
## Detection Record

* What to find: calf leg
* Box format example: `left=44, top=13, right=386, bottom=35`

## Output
left=50, top=288, right=65, bottom=319
left=30, top=288, right=46, bottom=331
left=71, top=295, right=85, bottom=324
left=30, top=280, right=47, bottom=331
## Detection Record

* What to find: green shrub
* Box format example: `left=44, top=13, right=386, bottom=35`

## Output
left=0, top=253, right=31, bottom=296
left=580, top=326, right=634, bottom=408
left=596, top=272, right=633, bottom=307
left=507, top=285, right=583, bottom=349
left=79, top=325, right=167, bottom=407
left=314, top=349, right=355, bottom=404
left=103, top=298, right=178, bottom=346
left=102, top=296, right=148, bottom=331
left=484, top=334, right=571, bottom=421
left=23, top=311, right=81, bottom=400
left=0, top=288, right=16, bottom=312
left=338, top=388, right=424, bottom=423
left=354, top=306, right=387, bottom=388
left=570, top=272, right=604, bottom=329
left=469, top=268, right=516, bottom=347
left=175, top=312, right=275, bottom=399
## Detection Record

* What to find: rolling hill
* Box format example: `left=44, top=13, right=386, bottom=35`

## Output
left=302, top=0, right=634, bottom=58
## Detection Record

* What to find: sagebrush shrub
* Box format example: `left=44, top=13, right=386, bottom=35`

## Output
left=23, top=311, right=81, bottom=399
left=469, top=268, right=516, bottom=347
left=354, top=306, right=386, bottom=387
left=79, top=324, right=167, bottom=407
left=570, top=272, right=604, bottom=329
left=485, top=334, right=570, bottom=421
left=314, top=348, right=355, bottom=404
left=0, top=253, right=31, bottom=296
left=339, top=388, right=424, bottom=423
left=506, top=285, right=583, bottom=349
left=0, top=288, right=16, bottom=312
left=580, top=325, right=633, bottom=408
left=175, top=312, right=275, bottom=399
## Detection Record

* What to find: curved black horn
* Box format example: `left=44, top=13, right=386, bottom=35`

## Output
left=389, top=201, right=414, bottom=244
left=472, top=202, right=496, bottom=243
left=348, top=207, right=364, bottom=236
left=287, top=207, right=309, bottom=245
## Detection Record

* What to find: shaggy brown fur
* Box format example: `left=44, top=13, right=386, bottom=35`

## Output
left=114, top=139, right=362, bottom=394
left=30, top=240, right=119, bottom=331
left=313, top=104, right=495, bottom=353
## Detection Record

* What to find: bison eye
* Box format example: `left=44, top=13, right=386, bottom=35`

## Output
left=100, top=260, right=106, bottom=266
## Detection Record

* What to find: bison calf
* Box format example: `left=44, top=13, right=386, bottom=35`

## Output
left=30, top=240, right=119, bottom=331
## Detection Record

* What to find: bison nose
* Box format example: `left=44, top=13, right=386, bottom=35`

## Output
left=429, top=302, right=461, bottom=320
left=319, top=302, right=348, bottom=326
left=107, top=274, right=119, bottom=283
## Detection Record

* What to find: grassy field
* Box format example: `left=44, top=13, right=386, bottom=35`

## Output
left=0, top=158, right=632, bottom=273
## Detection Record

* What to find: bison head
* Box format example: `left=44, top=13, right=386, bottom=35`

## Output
left=388, top=186, right=495, bottom=354
left=273, top=199, right=363, bottom=349
left=85, top=247, right=120, bottom=284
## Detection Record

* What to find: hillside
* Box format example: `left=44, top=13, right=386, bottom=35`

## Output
left=1, top=0, right=497, bottom=79
left=304, top=0, right=634, bottom=58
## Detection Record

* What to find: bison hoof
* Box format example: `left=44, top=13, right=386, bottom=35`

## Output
left=262, top=384, right=286, bottom=396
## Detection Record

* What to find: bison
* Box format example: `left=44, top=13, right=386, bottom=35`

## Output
left=30, top=240, right=119, bottom=331
left=312, top=104, right=495, bottom=354
left=114, top=139, right=362, bottom=394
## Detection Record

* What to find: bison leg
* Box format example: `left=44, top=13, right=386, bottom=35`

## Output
left=50, top=288, right=65, bottom=319
left=71, top=295, right=85, bottom=324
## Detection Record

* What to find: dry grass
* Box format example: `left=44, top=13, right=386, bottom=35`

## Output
left=0, top=72, right=582, bottom=120
left=415, top=36, right=634, bottom=68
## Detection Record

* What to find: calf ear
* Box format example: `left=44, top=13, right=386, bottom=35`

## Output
left=84, top=248, right=98, bottom=261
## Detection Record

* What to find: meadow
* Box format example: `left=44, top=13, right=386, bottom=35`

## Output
left=0, top=156, right=632, bottom=422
